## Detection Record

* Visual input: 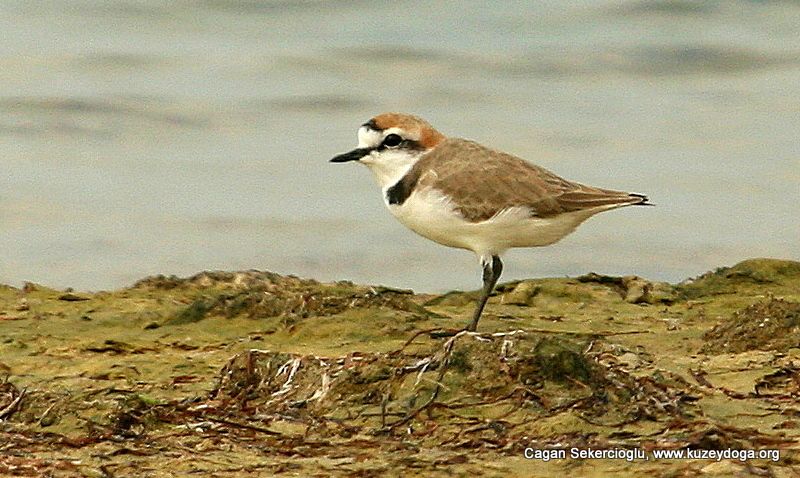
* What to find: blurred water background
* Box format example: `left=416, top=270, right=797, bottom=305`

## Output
left=1, top=0, right=798, bottom=293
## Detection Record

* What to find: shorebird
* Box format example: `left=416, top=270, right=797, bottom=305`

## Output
left=331, top=113, right=649, bottom=331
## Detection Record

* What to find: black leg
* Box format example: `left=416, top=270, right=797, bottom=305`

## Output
left=466, top=255, right=503, bottom=332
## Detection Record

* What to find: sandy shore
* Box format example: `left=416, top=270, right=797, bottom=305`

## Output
left=1, top=258, right=799, bottom=477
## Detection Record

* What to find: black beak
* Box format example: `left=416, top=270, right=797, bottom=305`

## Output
left=330, top=147, right=371, bottom=163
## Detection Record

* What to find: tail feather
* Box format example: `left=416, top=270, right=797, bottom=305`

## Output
left=556, top=189, right=652, bottom=211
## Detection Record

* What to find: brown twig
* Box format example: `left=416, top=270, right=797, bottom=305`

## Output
left=203, top=416, right=283, bottom=436
left=520, top=328, right=652, bottom=336
left=0, top=387, right=25, bottom=420
left=385, top=332, right=468, bottom=429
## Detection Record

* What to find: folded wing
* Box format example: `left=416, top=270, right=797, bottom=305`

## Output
left=411, top=138, right=648, bottom=223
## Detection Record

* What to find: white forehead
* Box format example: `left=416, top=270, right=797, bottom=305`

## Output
left=357, top=126, right=383, bottom=148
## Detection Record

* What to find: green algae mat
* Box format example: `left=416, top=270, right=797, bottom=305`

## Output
left=1, top=258, right=799, bottom=477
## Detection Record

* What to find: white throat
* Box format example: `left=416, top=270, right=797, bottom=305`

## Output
left=360, top=149, right=423, bottom=191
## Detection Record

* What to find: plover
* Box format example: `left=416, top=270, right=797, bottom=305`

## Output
left=331, top=113, right=650, bottom=331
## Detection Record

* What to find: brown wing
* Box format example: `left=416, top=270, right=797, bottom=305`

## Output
left=409, top=138, right=646, bottom=222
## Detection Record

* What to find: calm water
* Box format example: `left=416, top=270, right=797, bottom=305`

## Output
left=1, top=0, right=798, bottom=293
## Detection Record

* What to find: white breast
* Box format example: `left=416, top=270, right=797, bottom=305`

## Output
left=385, top=186, right=603, bottom=258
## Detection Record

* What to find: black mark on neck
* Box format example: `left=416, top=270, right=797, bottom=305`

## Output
left=386, top=171, right=419, bottom=206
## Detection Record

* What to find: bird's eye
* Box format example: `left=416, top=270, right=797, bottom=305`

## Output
left=383, top=134, right=402, bottom=148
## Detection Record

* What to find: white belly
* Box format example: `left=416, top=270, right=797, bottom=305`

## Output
left=385, top=187, right=604, bottom=257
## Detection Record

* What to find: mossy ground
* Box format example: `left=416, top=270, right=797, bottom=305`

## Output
left=1, top=259, right=799, bottom=477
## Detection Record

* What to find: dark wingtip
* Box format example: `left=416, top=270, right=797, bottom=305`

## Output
left=629, top=193, right=654, bottom=206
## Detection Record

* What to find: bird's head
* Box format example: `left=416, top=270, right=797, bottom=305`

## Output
left=330, top=113, right=446, bottom=188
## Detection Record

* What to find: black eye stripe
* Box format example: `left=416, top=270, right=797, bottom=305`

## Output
left=373, top=137, right=424, bottom=153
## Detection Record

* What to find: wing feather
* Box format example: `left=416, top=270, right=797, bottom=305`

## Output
left=408, top=139, right=646, bottom=222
